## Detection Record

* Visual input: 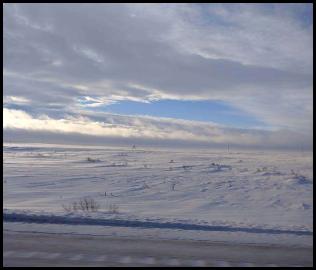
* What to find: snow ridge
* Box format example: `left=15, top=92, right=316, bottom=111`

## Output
left=3, top=212, right=312, bottom=236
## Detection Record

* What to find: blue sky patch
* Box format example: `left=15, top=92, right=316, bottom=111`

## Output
left=92, top=99, right=265, bottom=129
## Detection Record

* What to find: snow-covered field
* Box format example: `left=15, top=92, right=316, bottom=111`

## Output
left=3, top=143, right=313, bottom=246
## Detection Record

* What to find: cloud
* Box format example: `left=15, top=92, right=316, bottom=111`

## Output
left=3, top=3, right=313, bottom=147
left=163, top=3, right=313, bottom=74
left=3, top=108, right=312, bottom=150
left=4, top=95, right=30, bottom=104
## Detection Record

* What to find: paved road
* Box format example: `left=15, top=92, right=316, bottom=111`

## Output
left=3, top=231, right=313, bottom=267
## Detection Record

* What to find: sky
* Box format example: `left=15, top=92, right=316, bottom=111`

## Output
left=3, top=3, right=313, bottom=150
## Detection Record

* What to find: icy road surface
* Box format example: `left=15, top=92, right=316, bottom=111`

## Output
left=3, top=230, right=313, bottom=267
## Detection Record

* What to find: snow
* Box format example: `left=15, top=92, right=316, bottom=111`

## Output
left=4, top=222, right=312, bottom=248
left=3, top=143, right=313, bottom=246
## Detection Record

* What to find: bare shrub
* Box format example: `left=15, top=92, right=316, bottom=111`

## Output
left=62, top=197, right=100, bottom=213
left=171, top=182, right=176, bottom=191
left=143, top=183, right=150, bottom=189
left=87, top=157, right=101, bottom=162
left=108, top=204, right=119, bottom=214
left=62, top=203, right=73, bottom=213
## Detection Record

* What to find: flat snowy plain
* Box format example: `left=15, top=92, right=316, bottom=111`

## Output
left=3, top=143, right=313, bottom=247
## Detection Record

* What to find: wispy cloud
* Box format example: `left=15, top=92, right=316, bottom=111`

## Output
left=3, top=3, right=313, bottom=149
left=4, top=108, right=312, bottom=150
